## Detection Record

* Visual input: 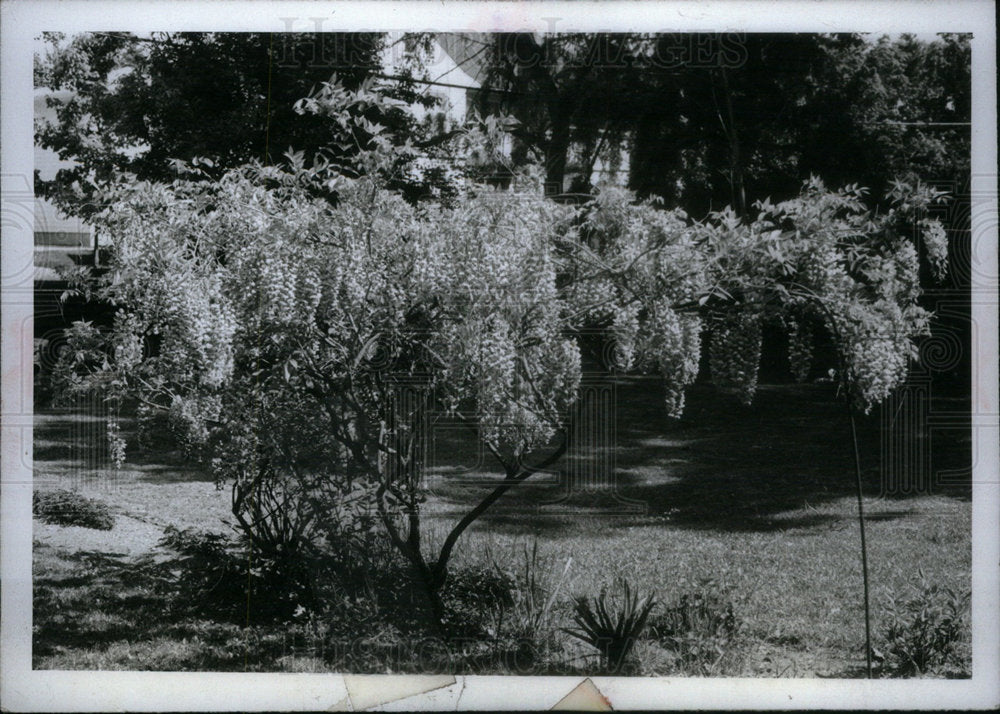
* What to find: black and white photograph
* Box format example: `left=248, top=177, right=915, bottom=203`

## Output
left=2, top=0, right=997, bottom=710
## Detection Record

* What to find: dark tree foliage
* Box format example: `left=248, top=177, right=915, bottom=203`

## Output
left=476, top=32, right=970, bottom=218
left=37, top=31, right=970, bottom=222
left=34, top=31, right=406, bottom=217
left=791, top=34, right=970, bottom=205
left=475, top=33, right=656, bottom=197
left=629, top=33, right=834, bottom=216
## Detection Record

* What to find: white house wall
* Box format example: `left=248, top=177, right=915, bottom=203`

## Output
left=380, top=33, right=480, bottom=124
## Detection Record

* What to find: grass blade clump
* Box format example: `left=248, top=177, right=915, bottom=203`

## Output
left=564, top=577, right=656, bottom=673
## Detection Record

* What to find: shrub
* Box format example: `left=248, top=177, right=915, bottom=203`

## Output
left=565, top=577, right=657, bottom=673
left=875, top=573, right=970, bottom=677
left=156, top=526, right=251, bottom=621
left=308, top=484, right=405, bottom=594
left=646, top=578, right=741, bottom=675
left=440, top=564, right=514, bottom=640
left=438, top=540, right=573, bottom=674
left=32, top=489, right=114, bottom=530
left=156, top=525, right=315, bottom=623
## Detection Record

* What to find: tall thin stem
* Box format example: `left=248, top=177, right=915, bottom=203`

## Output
left=845, top=397, right=873, bottom=678
left=785, top=283, right=875, bottom=678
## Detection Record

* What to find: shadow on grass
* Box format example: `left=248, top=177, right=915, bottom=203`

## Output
left=34, top=407, right=214, bottom=484
left=32, top=544, right=283, bottom=671
left=426, top=380, right=971, bottom=536
left=34, top=378, right=971, bottom=538
left=33, top=547, right=180, bottom=658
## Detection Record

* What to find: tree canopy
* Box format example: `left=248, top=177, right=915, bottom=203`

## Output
left=34, top=31, right=406, bottom=216
left=36, top=30, right=970, bottom=223
left=474, top=32, right=970, bottom=216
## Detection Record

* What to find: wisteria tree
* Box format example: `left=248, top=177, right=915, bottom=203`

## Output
left=53, top=82, right=949, bottom=636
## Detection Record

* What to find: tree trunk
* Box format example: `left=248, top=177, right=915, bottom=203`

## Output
left=718, top=67, right=746, bottom=216
left=545, top=108, right=572, bottom=198
left=420, top=574, right=449, bottom=640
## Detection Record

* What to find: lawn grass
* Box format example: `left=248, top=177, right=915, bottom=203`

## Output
left=31, top=378, right=971, bottom=676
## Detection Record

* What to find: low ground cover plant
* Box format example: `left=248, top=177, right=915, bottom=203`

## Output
left=156, top=525, right=294, bottom=623
left=875, top=572, right=970, bottom=678
left=646, top=578, right=741, bottom=675
left=439, top=564, right=515, bottom=639
left=33, top=489, right=115, bottom=531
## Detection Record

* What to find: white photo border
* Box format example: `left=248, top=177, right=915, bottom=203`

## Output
left=2, top=1, right=997, bottom=710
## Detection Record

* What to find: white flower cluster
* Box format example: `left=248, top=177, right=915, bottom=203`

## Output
left=920, top=218, right=949, bottom=283
left=786, top=318, right=813, bottom=383
left=645, top=305, right=702, bottom=418
left=708, top=313, right=762, bottom=406
left=569, top=187, right=709, bottom=418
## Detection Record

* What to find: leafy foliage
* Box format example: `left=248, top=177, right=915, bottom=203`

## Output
left=155, top=526, right=253, bottom=620
left=477, top=32, right=969, bottom=216
left=33, top=31, right=396, bottom=217
left=646, top=579, right=741, bottom=675
left=33, top=489, right=114, bottom=531
left=797, top=34, right=970, bottom=202
left=156, top=525, right=317, bottom=623
left=875, top=573, right=970, bottom=677
left=439, top=565, right=515, bottom=639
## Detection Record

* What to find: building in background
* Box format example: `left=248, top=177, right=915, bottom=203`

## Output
left=33, top=89, right=107, bottom=374
left=386, top=33, right=630, bottom=196
left=34, top=89, right=98, bottom=282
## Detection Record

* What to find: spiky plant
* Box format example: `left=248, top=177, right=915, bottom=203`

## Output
left=565, top=578, right=657, bottom=673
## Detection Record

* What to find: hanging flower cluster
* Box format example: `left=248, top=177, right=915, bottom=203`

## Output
left=707, top=312, right=763, bottom=406
left=726, top=178, right=946, bottom=413
left=421, top=186, right=582, bottom=458
left=77, top=158, right=584, bottom=477
left=920, top=218, right=949, bottom=283
left=564, top=178, right=949, bottom=416
left=786, top=318, right=814, bottom=383
left=565, top=187, right=708, bottom=417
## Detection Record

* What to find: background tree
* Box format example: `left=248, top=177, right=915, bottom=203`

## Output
left=37, top=31, right=970, bottom=227
left=474, top=32, right=969, bottom=218
left=795, top=33, right=970, bottom=202
left=473, top=33, right=656, bottom=196
left=33, top=31, right=417, bottom=217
